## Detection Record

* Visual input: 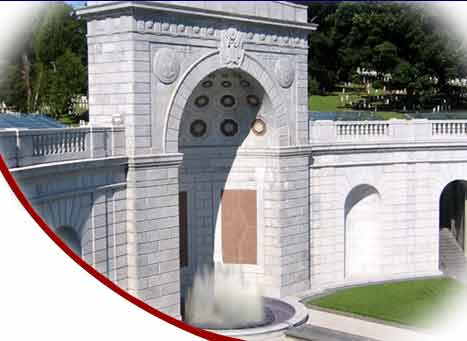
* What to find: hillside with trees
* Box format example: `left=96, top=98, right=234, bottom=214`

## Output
left=306, top=2, right=467, bottom=118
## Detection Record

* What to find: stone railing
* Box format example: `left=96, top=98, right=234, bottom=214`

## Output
left=336, top=122, right=390, bottom=137
left=310, top=119, right=467, bottom=145
left=0, top=126, right=125, bottom=168
left=431, top=121, right=467, bottom=136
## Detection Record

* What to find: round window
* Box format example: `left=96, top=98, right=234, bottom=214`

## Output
left=220, top=95, right=236, bottom=108
left=195, top=95, right=209, bottom=108
left=190, top=120, right=207, bottom=137
left=221, top=81, right=232, bottom=88
left=221, top=119, right=239, bottom=137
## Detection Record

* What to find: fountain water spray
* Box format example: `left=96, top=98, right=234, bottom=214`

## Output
left=185, top=263, right=265, bottom=329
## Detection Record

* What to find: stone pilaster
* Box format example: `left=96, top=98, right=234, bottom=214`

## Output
left=126, top=154, right=183, bottom=317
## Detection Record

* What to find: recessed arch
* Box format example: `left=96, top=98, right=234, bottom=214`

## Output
left=164, top=52, right=287, bottom=153
left=439, top=180, right=467, bottom=277
left=55, top=225, right=82, bottom=256
left=344, top=184, right=382, bottom=279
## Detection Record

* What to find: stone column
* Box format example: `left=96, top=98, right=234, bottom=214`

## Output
left=126, top=154, right=183, bottom=318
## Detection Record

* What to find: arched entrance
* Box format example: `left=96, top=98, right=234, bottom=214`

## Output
left=178, top=67, right=273, bottom=301
left=344, top=185, right=382, bottom=279
left=439, top=180, right=467, bottom=278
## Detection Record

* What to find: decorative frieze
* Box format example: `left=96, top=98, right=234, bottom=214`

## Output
left=89, top=17, right=308, bottom=49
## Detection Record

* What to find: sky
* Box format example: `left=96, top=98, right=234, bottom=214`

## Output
left=65, top=1, right=85, bottom=8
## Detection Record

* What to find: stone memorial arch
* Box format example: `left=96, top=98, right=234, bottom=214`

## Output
left=78, top=1, right=316, bottom=318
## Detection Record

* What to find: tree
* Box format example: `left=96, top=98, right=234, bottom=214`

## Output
left=42, top=49, right=86, bottom=118
left=307, top=1, right=467, bottom=94
left=372, top=41, right=399, bottom=74
left=0, top=2, right=87, bottom=119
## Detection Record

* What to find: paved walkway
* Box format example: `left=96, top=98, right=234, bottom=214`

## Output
left=302, top=308, right=435, bottom=341
left=242, top=306, right=436, bottom=341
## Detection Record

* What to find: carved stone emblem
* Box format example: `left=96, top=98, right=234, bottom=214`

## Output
left=275, top=57, right=295, bottom=88
left=220, top=28, right=245, bottom=68
left=153, top=48, right=180, bottom=84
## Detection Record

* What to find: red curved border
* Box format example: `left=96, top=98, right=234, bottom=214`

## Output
left=0, top=155, right=240, bottom=341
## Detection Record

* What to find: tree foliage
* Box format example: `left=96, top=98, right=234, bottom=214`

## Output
left=0, top=2, right=87, bottom=118
left=308, top=2, right=467, bottom=95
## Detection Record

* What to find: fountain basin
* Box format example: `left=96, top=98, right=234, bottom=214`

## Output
left=193, top=297, right=309, bottom=337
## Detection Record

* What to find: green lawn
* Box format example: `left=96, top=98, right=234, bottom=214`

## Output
left=306, top=278, right=465, bottom=328
left=309, top=95, right=404, bottom=120
left=309, top=95, right=345, bottom=112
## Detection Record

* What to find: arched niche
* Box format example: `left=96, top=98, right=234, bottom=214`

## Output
left=439, top=180, right=467, bottom=275
left=344, top=184, right=382, bottom=279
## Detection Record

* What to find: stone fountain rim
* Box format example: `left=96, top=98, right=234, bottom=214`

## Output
left=206, top=297, right=309, bottom=337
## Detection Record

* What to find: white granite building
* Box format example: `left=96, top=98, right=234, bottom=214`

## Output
left=1, top=1, right=466, bottom=321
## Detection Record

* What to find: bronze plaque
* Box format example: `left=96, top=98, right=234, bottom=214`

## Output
left=179, top=191, right=188, bottom=267
left=221, top=190, right=257, bottom=264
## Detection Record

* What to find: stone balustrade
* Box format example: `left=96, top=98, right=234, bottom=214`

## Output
left=0, top=126, right=125, bottom=168
left=310, top=119, right=467, bottom=145
left=431, top=121, right=467, bottom=136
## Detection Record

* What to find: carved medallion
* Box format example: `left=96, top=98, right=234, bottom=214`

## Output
left=221, top=81, right=232, bottom=88
left=153, top=48, right=180, bottom=84
left=221, top=119, right=238, bottom=137
left=247, top=95, right=260, bottom=107
left=190, top=120, right=207, bottom=138
left=240, top=80, right=251, bottom=88
left=194, top=95, right=209, bottom=108
left=202, top=80, right=213, bottom=88
left=251, top=118, right=266, bottom=136
left=275, top=58, right=295, bottom=88
left=221, top=95, right=236, bottom=108
left=220, top=28, right=245, bottom=68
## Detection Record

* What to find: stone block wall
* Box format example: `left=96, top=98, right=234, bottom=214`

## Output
left=11, top=158, right=130, bottom=289
left=308, top=147, right=467, bottom=292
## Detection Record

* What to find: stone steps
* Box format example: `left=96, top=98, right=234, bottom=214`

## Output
left=439, top=228, right=467, bottom=282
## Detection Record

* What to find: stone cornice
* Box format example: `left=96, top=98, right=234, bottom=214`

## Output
left=11, top=156, right=128, bottom=179
left=76, top=1, right=317, bottom=32
left=127, top=153, right=184, bottom=169
left=30, top=182, right=127, bottom=204
left=312, top=158, right=467, bottom=169
left=311, top=142, right=467, bottom=155
left=237, top=145, right=313, bottom=158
